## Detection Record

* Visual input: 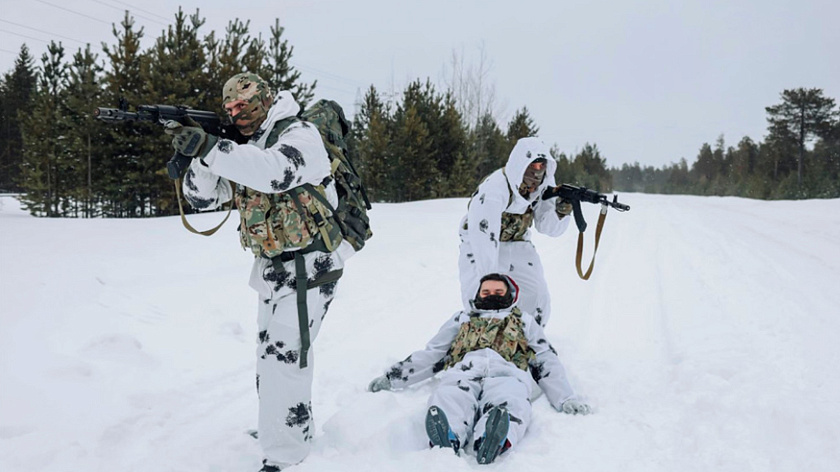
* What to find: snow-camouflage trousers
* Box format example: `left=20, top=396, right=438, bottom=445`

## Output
left=428, top=362, right=532, bottom=451
left=255, top=281, right=337, bottom=468
left=459, top=240, right=552, bottom=326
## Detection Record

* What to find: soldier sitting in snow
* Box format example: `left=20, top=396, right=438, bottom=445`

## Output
left=368, top=273, right=591, bottom=465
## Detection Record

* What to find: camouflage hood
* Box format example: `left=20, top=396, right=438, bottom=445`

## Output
left=503, top=137, right=557, bottom=208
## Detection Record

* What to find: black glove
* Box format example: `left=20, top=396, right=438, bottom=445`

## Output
left=164, top=118, right=218, bottom=158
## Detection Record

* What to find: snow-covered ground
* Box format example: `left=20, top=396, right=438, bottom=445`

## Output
left=1, top=193, right=839, bottom=472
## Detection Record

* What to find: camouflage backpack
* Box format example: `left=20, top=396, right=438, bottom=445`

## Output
left=300, top=100, right=372, bottom=251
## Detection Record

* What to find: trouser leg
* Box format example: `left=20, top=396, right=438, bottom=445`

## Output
left=473, top=376, right=532, bottom=450
left=427, top=370, right=482, bottom=448
left=255, top=282, right=336, bottom=469
left=499, top=242, right=551, bottom=326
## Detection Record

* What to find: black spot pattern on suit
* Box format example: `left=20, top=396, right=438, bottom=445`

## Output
left=184, top=169, right=199, bottom=192
left=528, top=262, right=534, bottom=266
left=459, top=361, right=474, bottom=372
left=526, top=151, right=532, bottom=159
left=458, top=385, right=470, bottom=392
left=490, top=232, right=497, bottom=247
left=256, top=374, right=260, bottom=394
left=386, top=363, right=409, bottom=383
left=264, top=263, right=295, bottom=292
left=280, top=144, right=305, bottom=169
left=479, top=194, right=486, bottom=204
left=510, top=413, right=523, bottom=425
left=510, top=264, right=515, bottom=272
left=482, top=403, right=496, bottom=415
left=432, top=358, right=446, bottom=374
left=529, top=360, right=550, bottom=382
left=479, top=219, right=489, bottom=233
left=311, top=255, right=335, bottom=283
left=262, top=341, right=299, bottom=364
left=184, top=191, right=215, bottom=210
left=285, top=402, right=312, bottom=428
left=259, top=330, right=270, bottom=343
left=320, top=281, right=337, bottom=297
left=217, top=139, right=233, bottom=153
left=322, top=298, right=333, bottom=318
left=548, top=344, right=558, bottom=355
left=535, top=314, right=543, bottom=326
left=271, top=168, right=295, bottom=191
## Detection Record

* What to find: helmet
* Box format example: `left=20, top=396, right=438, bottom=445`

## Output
left=222, top=72, right=274, bottom=135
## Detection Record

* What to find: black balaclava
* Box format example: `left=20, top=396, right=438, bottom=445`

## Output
left=473, top=273, right=515, bottom=310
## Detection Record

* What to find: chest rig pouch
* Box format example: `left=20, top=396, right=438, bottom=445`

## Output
left=445, top=308, right=535, bottom=371
left=235, top=117, right=342, bottom=259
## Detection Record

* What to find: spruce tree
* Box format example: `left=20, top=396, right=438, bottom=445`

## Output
left=19, top=41, right=70, bottom=216
left=352, top=86, right=393, bottom=201
left=263, top=19, right=315, bottom=107
left=506, top=107, right=540, bottom=143
left=0, top=44, right=37, bottom=193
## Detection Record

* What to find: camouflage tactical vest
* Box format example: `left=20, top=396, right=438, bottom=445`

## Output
left=445, top=308, right=535, bottom=371
left=464, top=170, right=535, bottom=242
left=235, top=117, right=342, bottom=258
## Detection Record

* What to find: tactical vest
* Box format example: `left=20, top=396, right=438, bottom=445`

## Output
left=464, top=169, right=535, bottom=242
left=235, top=117, right=342, bottom=259
left=445, top=308, right=535, bottom=371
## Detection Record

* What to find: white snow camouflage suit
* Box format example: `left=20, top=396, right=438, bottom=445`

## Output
left=381, top=280, right=579, bottom=451
left=458, top=137, right=571, bottom=326
left=182, top=90, right=355, bottom=469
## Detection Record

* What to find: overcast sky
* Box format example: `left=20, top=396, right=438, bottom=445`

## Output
left=1, top=0, right=838, bottom=168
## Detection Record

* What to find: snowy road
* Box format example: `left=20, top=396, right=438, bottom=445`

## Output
left=1, top=194, right=839, bottom=472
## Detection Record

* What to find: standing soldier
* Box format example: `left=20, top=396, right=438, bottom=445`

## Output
left=165, top=73, right=355, bottom=472
left=458, top=137, right=572, bottom=327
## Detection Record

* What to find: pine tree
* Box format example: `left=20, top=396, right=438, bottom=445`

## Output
left=263, top=19, right=315, bottom=107
left=506, top=107, right=540, bottom=143
left=766, top=88, right=839, bottom=187
left=352, top=86, right=393, bottom=201
left=65, top=44, right=104, bottom=217
left=102, top=12, right=149, bottom=217
left=19, top=41, right=70, bottom=216
left=0, top=44, right=37, bottom=192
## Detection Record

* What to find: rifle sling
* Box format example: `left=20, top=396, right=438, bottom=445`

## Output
left=575, top=204, right=608, bottom=280
left=173, top=179, right=234, bottom=236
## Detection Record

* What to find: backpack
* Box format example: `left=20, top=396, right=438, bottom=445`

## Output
left=299, top=99, right=373, bottom=252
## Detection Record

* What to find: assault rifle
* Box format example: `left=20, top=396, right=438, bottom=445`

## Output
left=542, top=184, right=630, bottom=232
left=94, top=99, right=245, bottom=179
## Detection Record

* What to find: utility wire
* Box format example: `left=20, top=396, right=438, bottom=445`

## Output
left=104, top=0, right=170, bottom=22
left=0, top=28, right=50, bottom=44
left=88, top=0, right=169, bottom=26
left=0, top=19, right=88, bottom=46
left=34, top=0, right=111, bottom=25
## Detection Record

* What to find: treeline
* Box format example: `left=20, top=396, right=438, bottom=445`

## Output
left=612, top=88, right=840, bottom=199
left=0, top=11, right=615, bottom=217
left=0, top=10, right=316, bottom=217
left=349, top=81, right=613, bottom=202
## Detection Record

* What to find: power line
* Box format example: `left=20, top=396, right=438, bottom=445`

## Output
left=0, top=28, right=50, bottom=44
left=34, top=0, right=111, bottom=25
left=0, top=19, right=87, bottom=46
left=88, top=0, right=169, bottom=27
left=104, top=0, right=170, bottom=22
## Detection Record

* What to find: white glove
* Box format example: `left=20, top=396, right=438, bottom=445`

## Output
left=368, top=375, right=392, bottom=392
left=559, top=399, right=591, bottom=415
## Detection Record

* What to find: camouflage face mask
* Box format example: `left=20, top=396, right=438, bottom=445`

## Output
left=519, top=159, right=547, bottom=195
left=222, top=73, right=274, bottom=135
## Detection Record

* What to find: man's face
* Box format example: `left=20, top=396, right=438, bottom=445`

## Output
left=224, top=99, right=258, bottom=135
left=520, top=160, right=547, bottom=195
left=479, top=280, right=508, bottom=299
